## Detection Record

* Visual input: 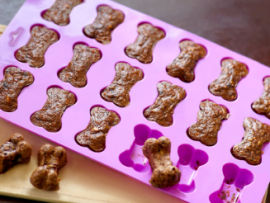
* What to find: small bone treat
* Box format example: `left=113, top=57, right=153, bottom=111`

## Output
left=76, top=107, right=120, bottom=152
left=31, top=87, right=76, bottom=132
left=232, top=117, right=270, bottom=165
left=144, top=81, right=186, bottom=126
left=30, top=144, right=67, bottom=191
left=58, top=44, right=101, bottom=87
left=0, top=133, right=32, bottom=174
left=252, top=77, right=270, bottom=119
left=125, top=23, right=165, bottom=64
left=143, top=136, right=181, bottom=188
left=209, top=59, right=248, bottom=101
left=15, top=25, right=59, bottom=68
left=166, top=40, right=207, bottom=82
left=84, top=5, right=124, bottom=44
left=188, top=100, right=229, bottom=146
left=0, top=67, right=34, bottom=112
left=101, top=62, right=143, bottom=107
left=42, top=0, right=82, bottom=26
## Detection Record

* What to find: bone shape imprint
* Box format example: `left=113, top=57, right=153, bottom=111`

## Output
left=144, top=81, right=186, bottom=126
left=125, top=23, right=165, bottom=64
left=101, top=62, right=143, bottom=107
left=30, top=87, right=76, bottom=132
left=76, top=107, right=120, bottom=152
left=0, top=133, right=32, bottom=174
left=15, top=25, right=59, bottom=68
left=58, top=44, right=101, bottom=87
left=166, top=40, right=207, bottom=82
left=143, top=136, right=181, bottom=188
left=0, top=67, right=34, bottom=112
left=232, top=117, right=270, bottom=165
left=252, top=77, right=270, bottom=119
left=209, top=59, right=249, bottom=101
left=188, top=100, right=229, bottom=146
left=84, top=5, right=124, bottom=44
left=30, top=144, right=67, bottom=191
left=42, top=0, right=82, bottom=26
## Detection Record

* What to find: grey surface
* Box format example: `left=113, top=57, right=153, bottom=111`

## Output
left=0, top=0, right=25, bottom=25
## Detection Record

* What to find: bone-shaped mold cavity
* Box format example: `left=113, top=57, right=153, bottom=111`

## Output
left=177, top=144, right=208, bottom=193
left=30, top=144, right=67, bottom=191
left=101, top=62, right=143, bottom=107
left=0, top=66, right=34, bottom=112
left=84, top=5, right=124, bottom=44
left=42, top=0, right=83, bottom=26
left=125, top=23, right=166, bottom=64
left=144, top=81, right=186, bottom=126
left=0, top=133, right=32, bottom=174
left=209, top=59, right=249, bottom=101
left=119, top=124, right=162, bottom=173
left=166, top=40, right=207, bottom=82
left=143, top=136, right=181, bottom=188
left=209, top=163, right=254, bottom=203
left=232, top=117, right=270, bottom=165
left=58, top=43, right=101, bottom=88
left=75, top=106, right=120, bottom=152
left=188, top=100, right=230, bottom=146
left=30, top=87, right=76, bottom=132
left=15, top=25, right=59, bottom=68
left=252, top=77, right=270, bottom=119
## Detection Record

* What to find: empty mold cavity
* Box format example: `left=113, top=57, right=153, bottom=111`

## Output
left=57, top=42, right=102, bottom=88
left=177, top=144, right=208, bottom=193
left=119, top=124, right=162, bottom=172
left=209, top=163, right=254, bottom=203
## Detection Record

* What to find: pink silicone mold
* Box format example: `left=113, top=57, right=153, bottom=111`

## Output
left=0, top=0, right=269, bottom=202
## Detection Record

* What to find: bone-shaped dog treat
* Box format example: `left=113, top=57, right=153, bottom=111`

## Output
left=144, top=81, right=186, bottom=126
left=0, top=133, right=32, bottom=173
left=125, top=23, right=165, bottom=64
left=101, top=62, right=143, bottom=107
left=143, top=136, right=181, bottom=188
left=42, top=0, right=82, bottom=26
left=167, top=40, right=207, bottom=82
left=209, top=59, right=248, bottom=101
left=15, top=26, right=59, bottom=68
left=58, top=44, right=101, bottom=87
left=30, top=144, right=67, bottom=191
left=31, top=87, right=76, bottom=132
left=232, top=117, right=270, bottom=165
left=252, top=77, right=270, bottom=119
left=0, top=67, right=34, bottom=112
left=76, top=107, right=120, bottom=152
left=84, top=5, right=124, bottom=44
left=188, top=100, right=229, bottom=146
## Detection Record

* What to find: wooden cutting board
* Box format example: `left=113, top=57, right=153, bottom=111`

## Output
left=0, top=24, right=267, bottom=203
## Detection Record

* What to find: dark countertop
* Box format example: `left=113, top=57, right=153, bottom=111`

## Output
left=0, top=0, right=270, bottom=202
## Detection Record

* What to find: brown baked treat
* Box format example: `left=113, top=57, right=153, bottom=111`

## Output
left=252, top=77, right=270, bottom=119
left=42, top=0, right=82, bottom=26
left=144, top=81, right=186, bottom=126
left=15, top=26, right=59, bottom=68
left=0, top=133, right=32, bottom=174
left=166, top=40, right=207, bottom=82
left=232, top=117, right=270, bottom=165
left=188, top=100, right=229, bottom=146
left=143, top=136, right=181, bottom=188
left=76, top=107, right=120, bottom=152
left=58, top=44, right=101, bottom=87
left=125, top=23, right=165, bottom=64
left=0, top=67, right=34, bottom=112
left=30, top=144, right=67, bottom=191
left=30, top=87, right=76, bottom=132
left=101, top=62, right=143, bottom=107
left=209, top=59, right=248, bottom=101
left=84, top=5, right=124, bottom=44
